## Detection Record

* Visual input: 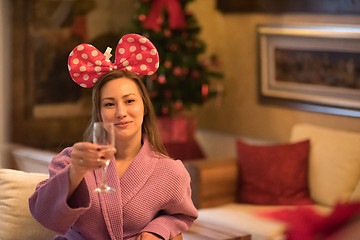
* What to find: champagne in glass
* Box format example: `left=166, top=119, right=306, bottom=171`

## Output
left=93, top=122, right=116, bottom=193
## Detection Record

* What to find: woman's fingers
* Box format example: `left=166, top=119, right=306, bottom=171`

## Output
left=99, top=147, right=116, bottom=161
left=70, top=142, right=117, bottom=173
left=71, top=142, right=107, bottom=170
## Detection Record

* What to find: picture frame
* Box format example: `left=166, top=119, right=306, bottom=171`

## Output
left=10, top=0, right=134, bottom=150
left=217, top=0, right=360, bottom=14
left=257, top=24, right=360, bottom=117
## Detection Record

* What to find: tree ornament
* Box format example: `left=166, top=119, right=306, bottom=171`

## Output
left=169, top=44, right=178, bottom=52
left=138, top=14, right=146, bottom=21
left=173, top=67, right=182, bottom=76
left=164, top=61, right=172, bottom=69
left=202, top=84, right=209, bottom=98
left=174, top=100, right=183, bottom=111
left=158, top=74, right=166, bottom=84
left=161, top=106, right=169, bottom=115
left=164, top=29, right=172, bottom=38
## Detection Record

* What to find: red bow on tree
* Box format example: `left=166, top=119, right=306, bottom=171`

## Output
left=143, top=0, right=186, bottom=32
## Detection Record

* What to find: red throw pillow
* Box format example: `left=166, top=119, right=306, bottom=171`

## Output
left=236, top=139, right=314, bottom=205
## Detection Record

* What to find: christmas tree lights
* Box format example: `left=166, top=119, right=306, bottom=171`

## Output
left=128, top=0, right=223, bottom=116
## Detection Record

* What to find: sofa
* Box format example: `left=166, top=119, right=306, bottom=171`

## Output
left=0, top=169, right=56, bottom=239
left=185, top=123, right=360, bottom=240
left=1, top=123, right=359, bottom=240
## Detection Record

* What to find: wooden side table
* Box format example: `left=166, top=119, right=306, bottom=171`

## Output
left=182, top=220, right=251, bottom=240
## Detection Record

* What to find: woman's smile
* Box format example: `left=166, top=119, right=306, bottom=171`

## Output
left=114, top=121, right=132, bottom=128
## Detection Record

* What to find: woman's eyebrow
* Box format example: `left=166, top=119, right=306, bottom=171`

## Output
left=102, top=97, right=115, bottom=101
left=102, top=94, right=137, bottom=101
left=122, top=93, right=136, bottom=98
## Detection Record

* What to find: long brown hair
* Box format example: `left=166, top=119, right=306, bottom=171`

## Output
left=83, top=70, right=168, bottom=157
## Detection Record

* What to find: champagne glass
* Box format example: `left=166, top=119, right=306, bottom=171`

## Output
left=93, top=122, right=116, bottom=193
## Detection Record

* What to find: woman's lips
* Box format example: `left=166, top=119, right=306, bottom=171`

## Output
left=115, top=121, right=131, bottom=127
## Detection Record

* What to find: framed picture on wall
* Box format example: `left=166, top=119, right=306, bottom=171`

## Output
left=257, top=24, right=360, bottom=117
left=11, top=0, right=133, bottom=150
left=217, top=0, right=360, bottom=14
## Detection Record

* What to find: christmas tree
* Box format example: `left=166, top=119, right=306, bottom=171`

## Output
left=128, top=0, right=223, bottom=116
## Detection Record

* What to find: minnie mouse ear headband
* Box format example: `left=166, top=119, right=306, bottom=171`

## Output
left=68, top=34, right=160, bottom=88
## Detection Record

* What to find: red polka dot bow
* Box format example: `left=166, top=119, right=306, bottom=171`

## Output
left=68, top=34, right=160, bottom=88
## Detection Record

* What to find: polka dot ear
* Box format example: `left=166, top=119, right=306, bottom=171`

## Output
left=67, top=34, right=160, bottom=88
left=114, top=34, right=160, bottom=76
left=68, top=44, right=112, bottom=88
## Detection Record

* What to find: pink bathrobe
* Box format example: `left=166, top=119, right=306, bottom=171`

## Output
left=29, top=139, right=198, bottom=240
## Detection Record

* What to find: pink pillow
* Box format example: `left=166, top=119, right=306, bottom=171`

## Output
left=236, top=139, right=314, bottom=205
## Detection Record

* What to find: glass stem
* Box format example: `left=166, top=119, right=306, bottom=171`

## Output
left=101, top=161, right=110, bottom=188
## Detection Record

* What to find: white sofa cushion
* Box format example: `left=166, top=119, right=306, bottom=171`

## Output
left=290, top=124, right=360, bottom=207
left=11, top=144, right=55, bottom=174
left=0, top=169, right=56, bottom=240
left=196, top=203, right=331, bottom=240
left=197, top=203, right=287, bottom=240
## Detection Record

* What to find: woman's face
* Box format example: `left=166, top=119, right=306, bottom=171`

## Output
left=100, top=77, right=145, bottom=143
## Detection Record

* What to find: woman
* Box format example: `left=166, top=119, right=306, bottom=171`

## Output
left=29, top=34, right=198, bottom=240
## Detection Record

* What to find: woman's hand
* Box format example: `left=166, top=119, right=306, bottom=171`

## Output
left=67, top=142, right=116, bottom=199
left=70, top=142, right=109, bottom=174
left=136, top=232, right=163, bottom=240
